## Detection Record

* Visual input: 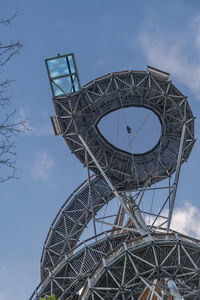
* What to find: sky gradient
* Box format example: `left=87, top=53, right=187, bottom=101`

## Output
left=1, top=1, right=200, bottom=299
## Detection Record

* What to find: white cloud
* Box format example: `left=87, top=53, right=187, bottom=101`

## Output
left=170, top=202, right=200, bottom=238
left=135, top=14, right=200, bottom=99
left=19, top=108, right=53, bottom=137
left=147, top=202, right=200, bottom=239
left=27, top=151, right=54, bottom=182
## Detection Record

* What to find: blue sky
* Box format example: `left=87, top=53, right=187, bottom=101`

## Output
left=1, top=0, right=200, bottom=299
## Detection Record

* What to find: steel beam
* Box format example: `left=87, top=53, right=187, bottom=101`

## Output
left=78, top=133, right=146, bottom=235
left=167, top=122, right=186, bottom=231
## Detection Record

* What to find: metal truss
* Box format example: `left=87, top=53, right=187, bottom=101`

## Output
left=31, top=232, right=200, bottom=299
left=81, top=233, right=200, bottom=299
left=31, top=230, right=137, bottom=299
left=40, top=171, right=183, bottom=280
left=40, top=175, right=113, bottom=278
left=30, top=60, right=197, bottom=300
left=54, top=70, right=195, bottom=191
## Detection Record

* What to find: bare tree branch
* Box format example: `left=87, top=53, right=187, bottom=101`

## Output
left=0, top=11, right=17, bottom=25
left=0, top=41, right=22, bottom=67
left=0, top=12, right=29, bottom=182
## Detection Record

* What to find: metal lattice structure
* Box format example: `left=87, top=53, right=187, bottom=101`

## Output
left=81, top=233, right=200, bottom=299
left=30, top=54, right=198, bottom=300
left=53, top=70, right=194, bottom=191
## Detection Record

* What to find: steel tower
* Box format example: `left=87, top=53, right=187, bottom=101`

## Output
left=30, top=53, right=200, bottom=299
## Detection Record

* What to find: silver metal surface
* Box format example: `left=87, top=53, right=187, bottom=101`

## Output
left=30, top=57, right=197, bottom=299
left=54, top=70, right=195, bottom=190
left=81, top=234, right=200, bottom=300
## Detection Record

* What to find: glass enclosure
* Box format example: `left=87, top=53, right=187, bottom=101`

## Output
left=45, top=53, right=80, bottom=97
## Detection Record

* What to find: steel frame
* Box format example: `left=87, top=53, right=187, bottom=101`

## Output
left=54, top=70, right=195, bottom=190
left=31, top=232, right=200, bottom=300
left=30, top=60, right=197, bottom=300
left=31, top=230, right=137, bottom=299
left=40, top=175, right=112, bottom=278
left=81, top=234, right=200, bottom=299
left=40, top=170, right=183, bottom=281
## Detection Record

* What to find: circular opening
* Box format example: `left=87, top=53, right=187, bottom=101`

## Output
left=97, top=107, right=161, bottom=154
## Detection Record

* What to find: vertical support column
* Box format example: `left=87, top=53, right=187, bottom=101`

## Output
left=167, top=122, right=186, bottom=231
left=50, top=277, right=53, bottom=296
left=86, top=152, right=97, bottom=240
left=126, top=192, right=149, bottom=233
